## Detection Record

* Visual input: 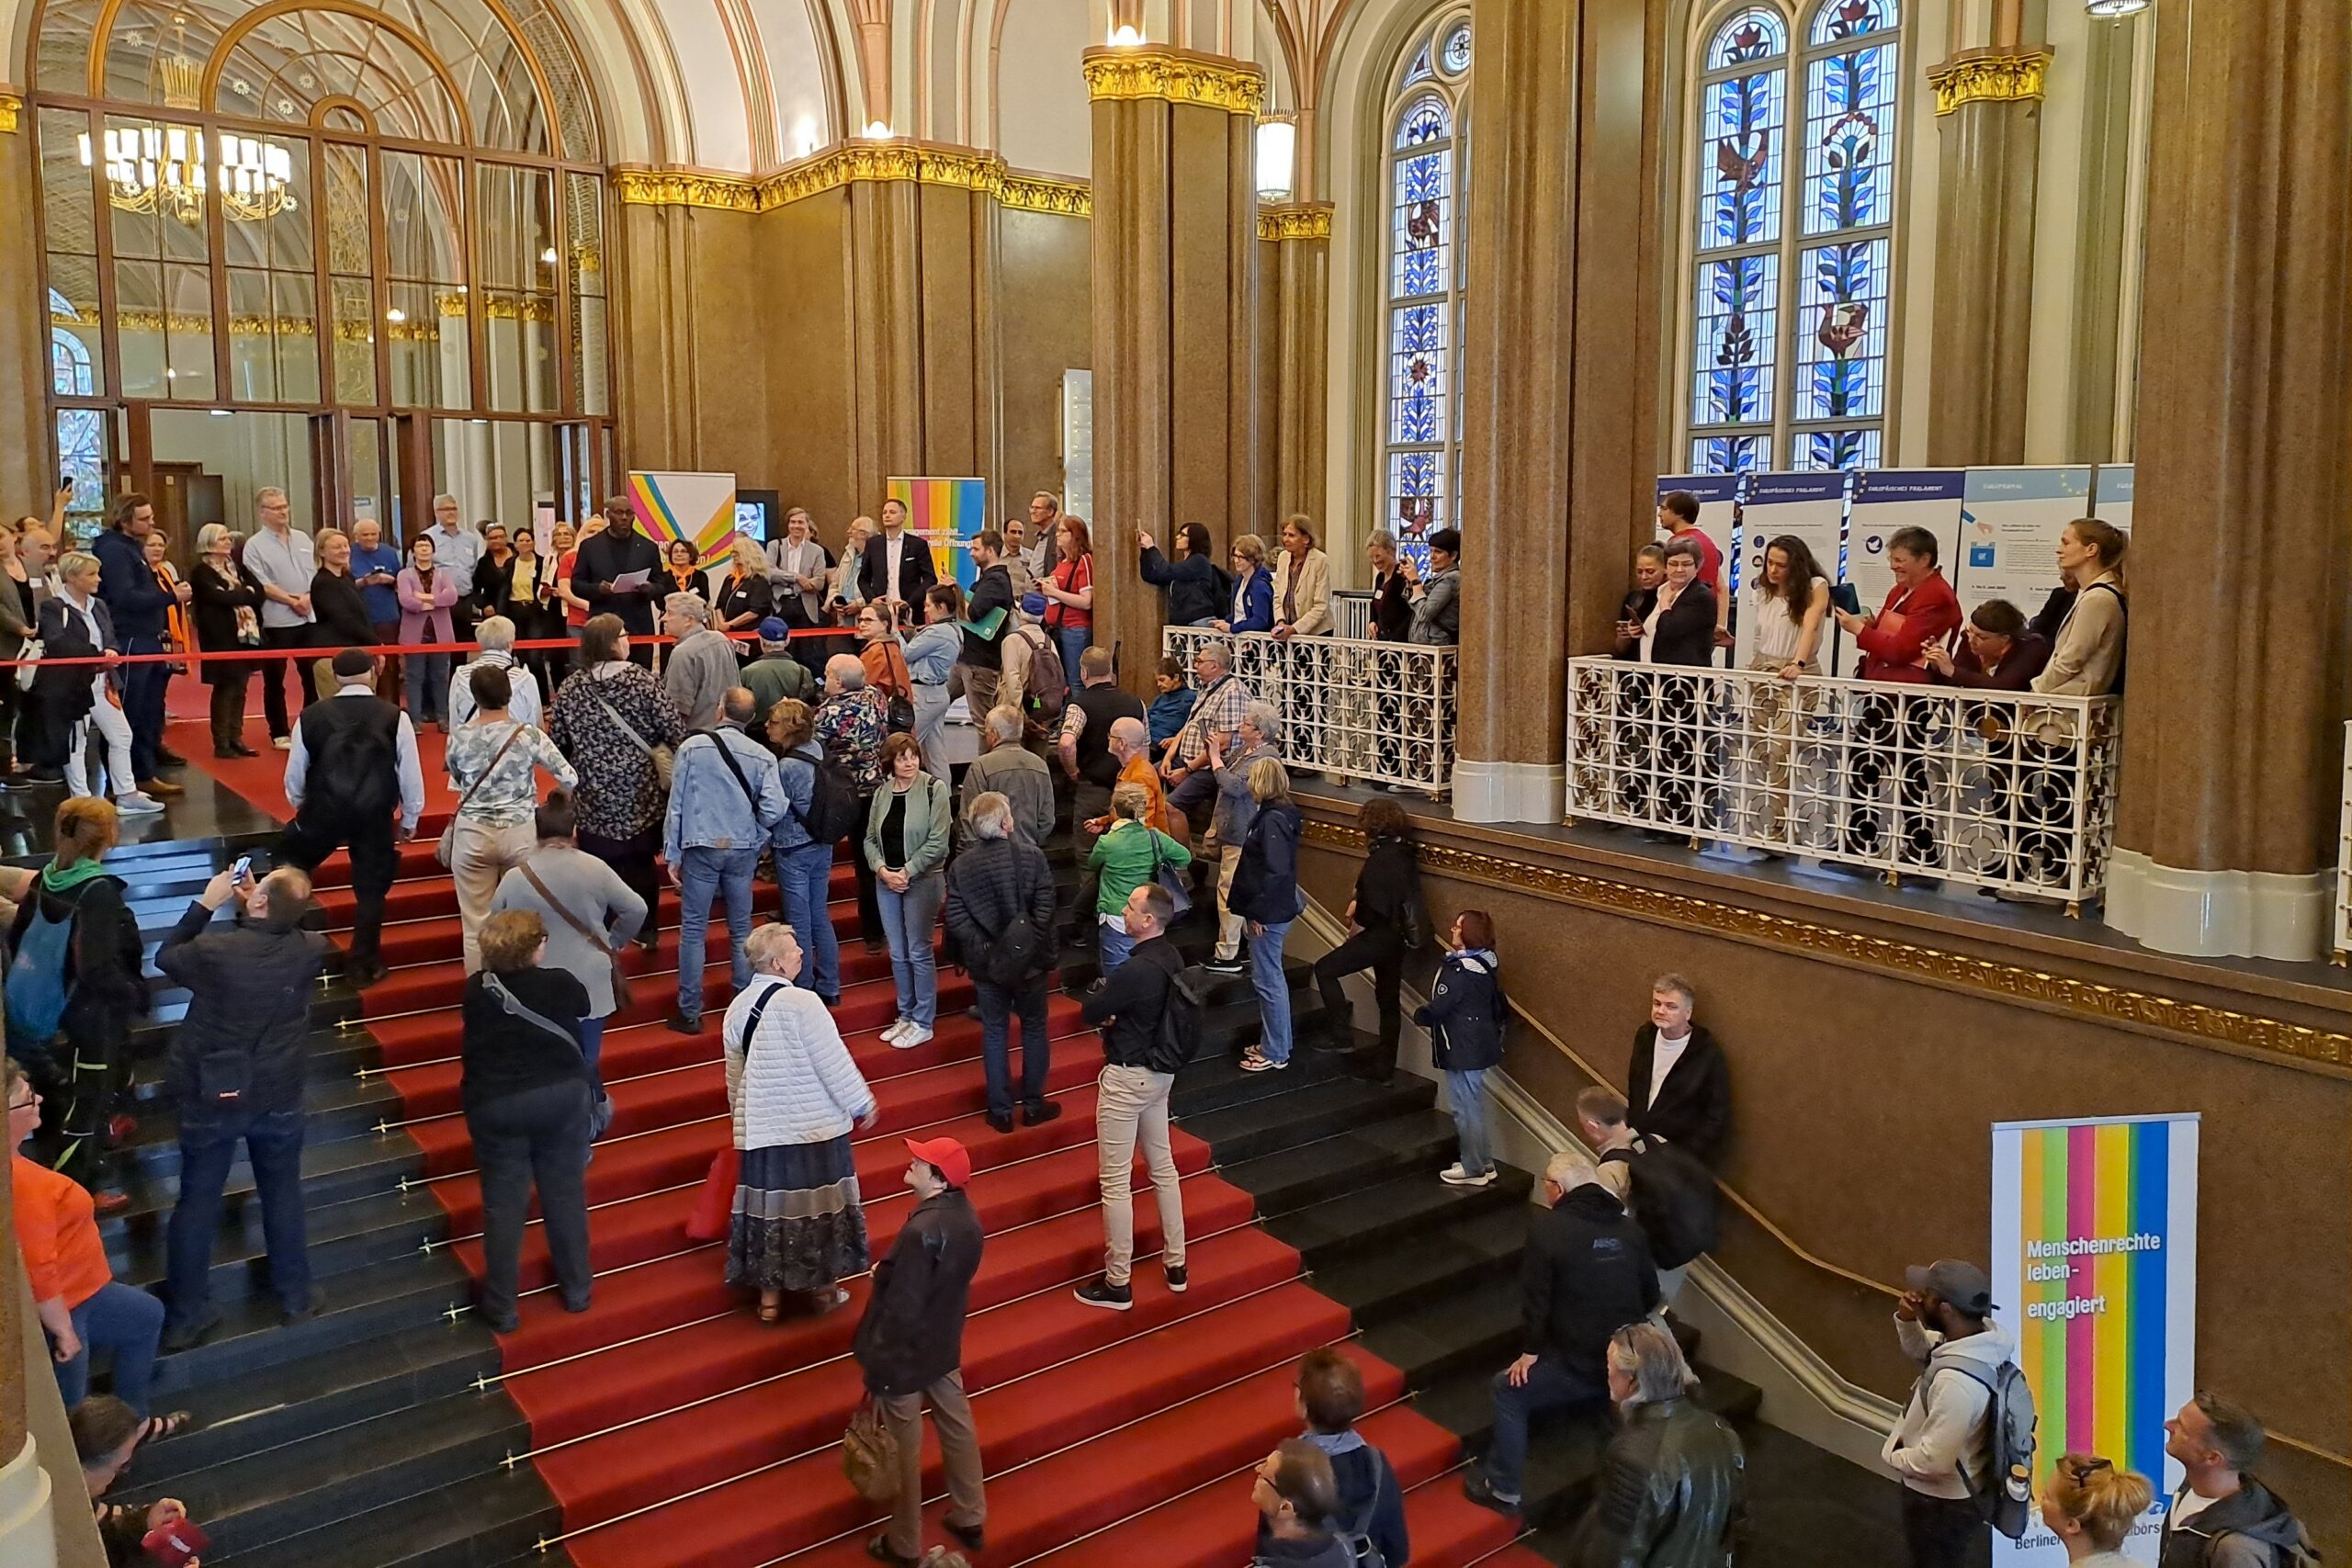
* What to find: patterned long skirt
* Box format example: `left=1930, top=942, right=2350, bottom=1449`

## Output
left=724, top=1134, right=872, bottom=1293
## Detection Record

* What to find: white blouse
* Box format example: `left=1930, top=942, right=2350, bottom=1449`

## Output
left=1750, top=577, right=1826, bottom=664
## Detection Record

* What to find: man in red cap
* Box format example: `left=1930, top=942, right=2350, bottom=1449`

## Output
left=853, top=1136, right=988, bottom=1567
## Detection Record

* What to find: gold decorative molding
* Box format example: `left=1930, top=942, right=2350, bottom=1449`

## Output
left=1302, top=819, right=2352, bottom=1071
left=0, top=89, right=22, bottom=134
left=1257, top=202, right=1333, bottom=243
left=614, top=145, right=1091, bottom=219
left=1080, top=46, right=1265, bottom=115
left=1927, top=48, right=2053, bottom=116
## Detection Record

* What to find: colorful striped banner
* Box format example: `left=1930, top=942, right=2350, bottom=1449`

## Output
left=1992, top=1113, right=2198, bottom=1564
left=628, top=470, right=740, bottom=567
left=887, top=475, right=988, bottom=591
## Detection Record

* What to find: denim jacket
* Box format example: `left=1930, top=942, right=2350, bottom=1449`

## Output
left=771, top=742, right=822, bottom=854
left=903, top=621, right=962, bottom=688
left=663, top=727, right=787, bottom=863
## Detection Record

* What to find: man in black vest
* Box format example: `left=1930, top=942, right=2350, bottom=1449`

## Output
left=959, top=529, right=1016, bottom=716
left=1057, top=645, right=1147, bottom=854
left=275, top=649, right=424, bottom=988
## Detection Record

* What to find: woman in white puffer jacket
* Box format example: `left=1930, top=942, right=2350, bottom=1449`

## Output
left=722, top=922, right=879, bottom=1322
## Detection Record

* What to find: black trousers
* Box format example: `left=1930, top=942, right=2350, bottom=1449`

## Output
left=1899, top=1490, right=1988, bottom=1568
left=206, top=676, right=251, bottom=753
left=258, top=626, right=317, bottom=739
left=51, top=1001, right=131, bottom=1189
left=467, top=1078, right=594, bottom=1325
left=1314, top=924, right=1405, bottom=1075
left=277, top=809, right=399, bottom=963
left=580, top=823, right=662, bottom=942
left=850, top=793, right=882, bottom=943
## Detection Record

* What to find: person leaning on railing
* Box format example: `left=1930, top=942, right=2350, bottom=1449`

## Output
left=2030, top=518, right=2128, bottom=697
left=1924, top=600, right=2050, bottom=691
left=1748, top=534, right=1830, bottom=680
left=1215, top=534, right=1275, bottom=635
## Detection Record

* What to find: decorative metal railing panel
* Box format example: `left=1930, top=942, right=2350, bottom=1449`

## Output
left=1162, top=626, right=1457, bottom=795
left=1565, top=657, right=2122, bottom=907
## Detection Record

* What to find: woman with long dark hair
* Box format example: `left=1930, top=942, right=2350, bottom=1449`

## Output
left=1138, top=522, right=1227, bottom=627
left=1749, top=534, right=1829, bottom=680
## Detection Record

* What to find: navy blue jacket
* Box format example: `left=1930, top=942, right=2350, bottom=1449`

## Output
left=1227, top=568, right=1275, bottom=634
left=1140, top=546, right=1230, bottom=626
left=93, top=527, right=173, bottom=641
left=1417, top=947, right=1505, bottom=1072
left=1230, top=799, right=1305, bottom=925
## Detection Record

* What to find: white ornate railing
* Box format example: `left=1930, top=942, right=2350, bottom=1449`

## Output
left=1565, top=657, right=2123, bottom=908
left=1162, top=625, right=1457, bottom=795
left=2335, top=722, right=2352, bottom=962
left=1330, top=591, right=1374, bottom=640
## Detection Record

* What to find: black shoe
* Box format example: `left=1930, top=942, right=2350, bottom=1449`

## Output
left=1164, top=1262, right=1188, bottom=1294
left=1463, top=1471, right=1521, bottom=1514
left=1204, top=955, right=1248, bottom=976
left=665, top=1011, right=702, bottom=1035
left=161, top=1309, right=221, bottom=1354
left=280, top=1288, right=322, bottom=1325
left=1022, top=1099, right=1063, bottom=1127
left=561, top=1293, right=593, bottom=1314
left=229, top=743, right=258, bottom=759
left=944, top=1518, right=985, bottom=1553
left=865, top=1535, right=921, bottom=1568
left=1073, top=1276, right=1132, bottom=1312
left=345, top=956, right=388, bottom=989
left=156, top=748, right=187, bottom=768
left=985, top=1109, right=1015, bottom=1134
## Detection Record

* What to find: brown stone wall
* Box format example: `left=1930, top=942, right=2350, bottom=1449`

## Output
left=994, top=208, right=1092, bottom=517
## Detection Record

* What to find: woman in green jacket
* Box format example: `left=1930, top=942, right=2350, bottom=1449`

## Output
left=864, top=733, right=953, bottom=1048
left=1087, top=780, right=1190, bottom=974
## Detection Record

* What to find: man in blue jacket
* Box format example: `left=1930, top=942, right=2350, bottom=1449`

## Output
left=91, top=492, right=187, bottom=795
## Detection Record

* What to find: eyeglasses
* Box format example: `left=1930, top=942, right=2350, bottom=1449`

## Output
left=6, top=1090, right=38, bottom=1111
left=2061, top=1456, right=2112, bottom=1483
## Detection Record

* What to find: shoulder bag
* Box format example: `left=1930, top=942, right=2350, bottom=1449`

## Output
left=1148, top=829, right=1193, bottom=919
left=593, top=681, right=674, bottom=791
left=481, top=971, right=614, bottom=1139
left=517, top=859, right=633, bottom=1013
left=436, top=724, right=526, bottom=868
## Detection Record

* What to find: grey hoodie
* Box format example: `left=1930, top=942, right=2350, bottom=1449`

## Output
left=1882, top=1314, right=2020, bottom=1501
left=2161, top=1478, right=2315, bottom=1568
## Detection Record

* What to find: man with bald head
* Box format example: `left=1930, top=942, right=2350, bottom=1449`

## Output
left=814, top=652, right=893, bottom=948
left=156, top=858, right=332, bottom=1348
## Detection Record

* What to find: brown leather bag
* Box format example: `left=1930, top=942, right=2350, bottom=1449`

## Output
left=842, top=1396, right=899, bottom=1502
left=517, top=860, right=633, bottom=1013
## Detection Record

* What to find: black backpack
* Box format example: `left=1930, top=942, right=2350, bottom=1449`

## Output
left=797, top=753, right=864, bottom=844
left=303, top=705, right=401, bottom=818
left=1599, top=1134, right=1720, bottom=1269
left=1941, top=1359, right=2039, bottom=1540
left=1144, top=963, right=1209, bottom=1076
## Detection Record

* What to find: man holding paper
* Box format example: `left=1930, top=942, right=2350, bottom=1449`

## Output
left=573, top=496, right=663, bottom=662
left=958, top=529, right=1016, bottom=717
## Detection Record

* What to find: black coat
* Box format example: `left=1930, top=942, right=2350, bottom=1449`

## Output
left=1370, top=570, right=1414, bottom=641
left=1230, top=800, right=1305, bottom=925
left=572, top=529, right=663, bottom=634
left=31, top=593, right=116, bottom=722
left=854, top=1186, right=984, bottom=1396
left=311, top=567, right=377, bottom=649
left=2158, top=1477, right=2314, bottom=1568
left=962, top=564, right=1014, bottom=669
left=1645, top=583, right=1718, bottom=668
left=943, top=834, right=1057, bottom=975
left=1351, top=832, right=1419, bottom=933
left=859, top=530, right=939, bottom=608
left=10, top=872, right=144, bottom=1045
left=188, top=559, right=265, bottom=685
left=1416, top=948, right=1505, bottom=1072
left=709, top=568, right=772, bottom=633
left=156, top=899, right=329, bottom=1120
left=1626, top=1022, right=1731, bottom=1165
left=1522, top=1184, right=1660, bottom=1378
left=1139, top=546, right=1229, bottom=627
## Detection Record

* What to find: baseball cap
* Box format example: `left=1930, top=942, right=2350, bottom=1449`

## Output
left=1905, top=1258, right=1995, bottom=1315
left=757, top=616, right=790, bottom=643
left=905, top=1136, right=971, bottom=1190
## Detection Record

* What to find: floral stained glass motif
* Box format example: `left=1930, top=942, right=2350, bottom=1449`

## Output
left=1381, top=17, right=1469, bottom=569
left=1391, top=149, right=1450, bottom=296
left=1390, top=304, right=1447, bottom=444
left=1803, top=41, right=1894, bottom=235
left=1709, top=7, right=1788, bottom=66
left=1395, top=96, right=1451, bottom=150
left=1698, top=68, right=1784, bottom=251
left=1691, top=253, right=1781, bottom=429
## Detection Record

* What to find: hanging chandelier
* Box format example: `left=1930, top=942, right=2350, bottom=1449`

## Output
left=77, top=124, right=298, bottom=224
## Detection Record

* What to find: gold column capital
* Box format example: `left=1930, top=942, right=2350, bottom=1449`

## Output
left=1080, top=46, right=1264, bottom=115
left=0, top=90, right=22, bottom=133
left=1927, top=47, right=2054, bottom=116
left=615, top=146, right=1093, bottom=218
left=1257, top=202, right=1333, bottom=243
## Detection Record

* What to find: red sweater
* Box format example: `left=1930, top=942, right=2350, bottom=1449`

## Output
left=1855, top=570, right=1961, bottom=682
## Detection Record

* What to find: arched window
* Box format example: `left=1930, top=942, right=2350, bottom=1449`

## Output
left=1684, top=0, right=1902, bottom=472
left=1378, top=9, right=1471, bottom=568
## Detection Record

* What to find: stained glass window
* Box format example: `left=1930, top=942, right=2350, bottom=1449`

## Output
left=1683, top=0, right=1901, bottom=474
left=1380, top=13, right=1470, bottom=570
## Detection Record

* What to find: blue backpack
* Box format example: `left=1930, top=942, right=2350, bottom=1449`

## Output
left=6, top=886, right=85, bottom=1048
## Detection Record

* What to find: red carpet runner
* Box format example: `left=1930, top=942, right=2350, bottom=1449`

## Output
left=187, top=733, right=1543, bottom=1568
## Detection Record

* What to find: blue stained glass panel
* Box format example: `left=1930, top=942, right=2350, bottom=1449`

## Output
left=1795, top=426, right=1881, bottom=471
left=1690, top=253, right=1780, bottom=427
left=1811, top=0, right=1895, bottom=46
left=56, top=410, right=105, bottom=513
left=1395, top=96, right=1451, bottom=150
left=1709, top=7, right=1788, bottom=66
left=1388, top=303, right=1448, bottom=445
left=1388, top=449, right=1445, bottom=545
left=1403, top=44, right=1433, bottom=85
left=1693, top=435, right=1770, bottom=474
left=1390, top=148, right=1451, bottom=299
left=1697, top=68, right=1784, bottom=250
left=1441, top=24, right=1472, bottom=73
left=1795, top=236, right=1887, bottom=421
left=1803, top=43, right=1894, bottom=235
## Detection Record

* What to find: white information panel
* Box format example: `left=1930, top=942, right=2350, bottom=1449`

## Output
left=2093, top=463, right=2134, bottom=535
left=1953, top=466, right=2093, bottom=617
left=1736, top=470, right=1846, bottom=671
left=1848, top=469, right=1965, bottom=626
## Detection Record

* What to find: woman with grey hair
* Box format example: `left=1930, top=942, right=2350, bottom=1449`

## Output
left=1366, top=529, right=1413, bottom=641
left=723, top=920, right=877, bottom=1322
left=188, top=521, right=264, bottom=758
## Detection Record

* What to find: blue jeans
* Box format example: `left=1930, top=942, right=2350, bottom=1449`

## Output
left=677, top=844, right=759, bottom=1020
left=1249, top=919, right=1294, bottom=1062
left=780, top=841, right=840, bottom=1001
left=1054, top=626, right=1089, bottom=694
left=1482, top=1356, right=1608, bottom=1499
left=1098, top=916, right=1136, bottom=975
left=166, top=1106, right=310, bottom=1330
left=976, top=976, right=1051, bottom=1118
left=53, top=1280, right=164, bottom=1416
left=577, top=1016, right=606, bottom=1086
left=1446, top=1068, right=1493, bottom=1175
left=404, top=650, right=450, bottom=724
left=877, top=871, right=944, bottom=1028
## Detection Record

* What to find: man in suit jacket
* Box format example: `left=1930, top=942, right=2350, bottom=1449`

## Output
left=859, top=497, right=938, bottom=613
left=1624, top=974, right=1730, bottom=1165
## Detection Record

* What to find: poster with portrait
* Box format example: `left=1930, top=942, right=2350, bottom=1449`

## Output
left=1952, top=467, right=2094, bottom=618
left=1735, top=471, right=1846, bottom=671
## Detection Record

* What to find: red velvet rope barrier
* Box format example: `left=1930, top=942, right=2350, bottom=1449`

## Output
left=0, top=624, right=852, bottom=670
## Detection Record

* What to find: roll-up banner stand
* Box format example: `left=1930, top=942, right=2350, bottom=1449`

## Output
left=1847, top=469, right=1965, bottom=637
left=1952, top=466, right=2093, bottom=618
left=1736, top=471, right=1847, bottom=671
left=1655, top=475, right=1740, bottom=668
left=1991, top=1113, right=2199, bottom=1566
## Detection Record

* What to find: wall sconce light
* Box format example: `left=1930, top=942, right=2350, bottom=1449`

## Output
left=1255, top=118, right=1297, bottom=203
left=862, top=119, right=893, bottom=141
left=1108, top=23, right=1143, bottom=47
left=2084, top=0, right=2148, bottom=15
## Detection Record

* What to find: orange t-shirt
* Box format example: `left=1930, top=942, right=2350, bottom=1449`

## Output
left=1117, top=752, right=1171, bottom=836
left=11, top=1153, right=112, bottom=1309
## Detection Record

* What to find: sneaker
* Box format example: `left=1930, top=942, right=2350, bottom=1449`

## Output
left=879, top=1019, right=912, bottom=1045
left=1204, top=954, right=1248, bottom=976
left=894, top=1024, right=933, bottom=1049
left=1462, top=1471, right=1521, bottom=1514
left=1440, top=1164, right=1498, bottom=1188
left=1073, top=1276, right=1133, bottom=1312
left=1164, top=1262, right=1188, bottom=1294
left=1238, top=1049, right=1288, bottom=1073
left=271, top=736, right=292, bottom=750
left=114, top=791, right=165, bottom=815
left=664, top=1011, right=702, bottom=1035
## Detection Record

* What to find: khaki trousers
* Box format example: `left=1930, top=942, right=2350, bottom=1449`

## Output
left=1213, top=844, right=1243, bottom=960
left=451, top=817, right=536, bottom=973
left=880, top=1370, right=987, bottom=1559
left=1096, top=1063, right=1185, bottom=1285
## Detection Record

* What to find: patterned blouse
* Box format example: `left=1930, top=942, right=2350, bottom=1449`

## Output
left=446, top=718, right=578, bottom=829
left=548, top=662, right=684, bottom=838
left=813, top=688, right=890, bottom=794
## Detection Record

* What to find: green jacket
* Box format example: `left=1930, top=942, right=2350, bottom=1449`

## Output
left=1087, top=818, right=1191, bottom=917
left=864, top=772, right=953, bottom=878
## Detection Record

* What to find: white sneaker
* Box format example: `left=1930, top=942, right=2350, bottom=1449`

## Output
left=895, top=1024, right=933, bottom=1049
left=879, top=1019, right=911, bottom=1045
left=1440, top=1164, right=1498, bottom=1188
left=271, top=736, right=292, bottom=750
left=115, top=791, right=165, bottom=816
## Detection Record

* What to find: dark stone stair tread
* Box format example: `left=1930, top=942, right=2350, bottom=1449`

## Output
left=113, top=1182, right=448, bottom=1290
left=153, top=1252, right=476, bottom=1394
left=1309, top=1200, right=1530, bottom=1319
left=222, top=1467, right=566, bottom=1568
left=1180, top=1073, right=1440, bottom=1161
left=104, top=1126, right=422, bottom=1234
left=118, top=1070, right=401, bottom=1158
left=1220, top=1107, right=1460, bottom=1211
left=1169, top=1038, right=1359, bottom=1117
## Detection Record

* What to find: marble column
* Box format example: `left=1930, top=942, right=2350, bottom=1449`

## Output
left=1259, top=202, right=1330, bottom=535
left=1453, top=0, right=1664, bottom=821
left=1922, top=46, right=2049, bottom=466
left=1085, top=47, right=1262, bottom=698
left=2107, top=0, right=2352, bottom=961
left=0, top=92, right=54, bottom=512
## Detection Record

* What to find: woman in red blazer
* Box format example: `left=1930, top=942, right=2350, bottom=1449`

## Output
left=1837, top=526, right=1961, bottom=682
